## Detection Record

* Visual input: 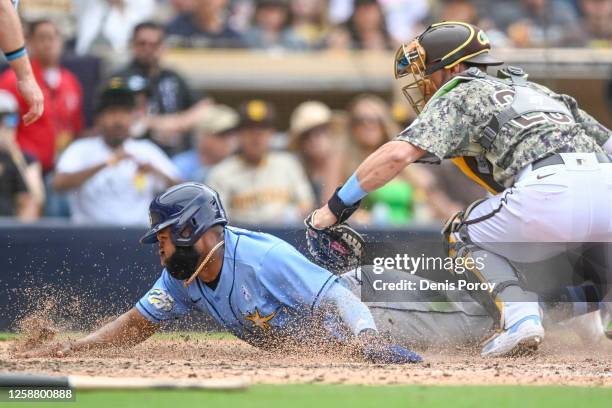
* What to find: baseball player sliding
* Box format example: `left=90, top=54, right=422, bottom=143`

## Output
left=307, top=21, right=612, bottom=357
left=0, top=0, right=43, bottom=124
left=17, top=182, right=421, bottom=364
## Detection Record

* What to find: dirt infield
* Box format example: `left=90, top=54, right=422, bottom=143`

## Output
left=1, top=331, right=611, bottom=387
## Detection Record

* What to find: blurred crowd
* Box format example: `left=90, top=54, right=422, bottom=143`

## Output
left=15, top=0, right=612, bottom=56
left=0, top=0, right=610, bottom=227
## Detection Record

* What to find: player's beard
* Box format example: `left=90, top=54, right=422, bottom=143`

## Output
left=165, top=246, right=201, bottom=280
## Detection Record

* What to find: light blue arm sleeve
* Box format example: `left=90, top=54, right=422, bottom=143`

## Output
left=135, top=269, right=193, bottom=324
left=318, top=282, right=377, bottom=336
left=257, top=242, right=338, bottom=312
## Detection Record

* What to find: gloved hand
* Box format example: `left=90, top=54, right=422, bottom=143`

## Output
left=304, top=211, right=365, bottom=274
left=363, top=343, right=423, bottom=364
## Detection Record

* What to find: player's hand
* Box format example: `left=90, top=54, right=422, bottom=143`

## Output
left=363, top=343, right=422, bottom=364
left=14, top=341, right=73, bottom=359
left=309, top=206, right=338, bottom=230
left=16, top=75, right=44, bottom=126
left=136, top=162, right=160, bottom=175
left=358, top=330, right=422, bottom=364
left=106, top=148, right=133, bottom=166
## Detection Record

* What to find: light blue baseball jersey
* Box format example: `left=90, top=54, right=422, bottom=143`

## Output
left=136, top=226, right=341, bottom=346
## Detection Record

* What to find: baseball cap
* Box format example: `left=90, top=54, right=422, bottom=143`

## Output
left=95, top=76, right=137, bottom=114
left=195, top=104, right=239, bottom=135
left=237, top=99, right=276, bottom=129
left=289, top=101, right=332, bottom=148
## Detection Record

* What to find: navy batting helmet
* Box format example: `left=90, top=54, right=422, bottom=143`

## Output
left=140, top=182, right=228, bottom=246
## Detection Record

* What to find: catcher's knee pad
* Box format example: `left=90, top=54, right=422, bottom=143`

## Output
left=442, top=199, right=485, bottom=257
left=442, top=201, right=525, bottom=330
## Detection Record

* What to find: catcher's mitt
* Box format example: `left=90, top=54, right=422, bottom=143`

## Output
left=304, top=212, right=365, bottom=274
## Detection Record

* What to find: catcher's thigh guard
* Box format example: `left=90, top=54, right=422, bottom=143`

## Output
left=442, top=202, right=536, bottom=330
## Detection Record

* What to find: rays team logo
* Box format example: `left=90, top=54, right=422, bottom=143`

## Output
left=147, top=289, right=174, bottom=312
left=245, top=308, right=276, bottom=331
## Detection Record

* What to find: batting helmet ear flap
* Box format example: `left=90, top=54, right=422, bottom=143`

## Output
left=171, top=196, right=206, bottom=246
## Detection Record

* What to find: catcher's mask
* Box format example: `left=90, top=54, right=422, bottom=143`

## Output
left=394, top=21, right=503, bottom=113
left=140, top=182, right=228, bottom=247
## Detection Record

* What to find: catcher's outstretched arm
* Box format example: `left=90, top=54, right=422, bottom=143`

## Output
left=353, top=140, right=426, bottom=192
left=312, top=140, right=425, bottom=228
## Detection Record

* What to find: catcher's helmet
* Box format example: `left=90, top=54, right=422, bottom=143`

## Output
left=394, top=21, right=503, bottom=113
left=140, top=182, right=228, bottom=246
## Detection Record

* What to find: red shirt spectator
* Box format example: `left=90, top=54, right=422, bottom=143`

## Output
left=0, top=20, right=83, bottom=172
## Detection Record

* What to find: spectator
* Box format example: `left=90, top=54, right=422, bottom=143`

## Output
left=152, top=0, right=196, bottom=24
left=325, top=24, right=353, bottom=51
left=427, top=1, right=509, bottom=47
left=73, top=0, right=155, bottom=58
left=115, top=22, right=195, bottom=119
left=287, top=0, right=329, bottom=49
left=53, top=82, right=181, bottom=226
left=288, top=101, right=342, bottom=205
left=343, top=94, right=465, bottom=224
left=169, top=0, right=197, bottom=14
left=346, top=0, right=393, bottom=50
left=579, top=0, right=612, bottom=47
left=105, top=73, right=214, bottom=156
left=207, top=99, right=314, bottom=225
left=113, top=21, right=197, bottom=153
left=242, top=0, right=307, bottom=51
left=439, top=0, right=479, bottom=24
left=379, top=0, right=428, bottom=43
left=166, top=0, right=245, bottom=48
left=0, top=19, right=83, bottom=173
left=341, top=94, right=418, bottom=224
left=0, top=90, right=43, bottom=220
left=342, top=94, right=398, bottom=178
left=487, top=0, right=584, bottom=47
left=329, top=0, right=428, bottom=43
left=172, top=104, right=239, bottom=182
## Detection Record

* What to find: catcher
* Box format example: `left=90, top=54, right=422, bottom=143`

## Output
left=307, top=21, right=612, bottom=357
left=16, top=182, right=421, bottom=364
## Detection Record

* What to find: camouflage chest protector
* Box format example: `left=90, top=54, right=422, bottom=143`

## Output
left=441, top=66, right=573, bottom=194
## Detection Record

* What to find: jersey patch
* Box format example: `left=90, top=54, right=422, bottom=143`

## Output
left=147, top=289, right=175, bottom=312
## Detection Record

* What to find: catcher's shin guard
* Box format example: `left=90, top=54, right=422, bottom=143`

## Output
left=442, top=202, right=532, bottom=330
